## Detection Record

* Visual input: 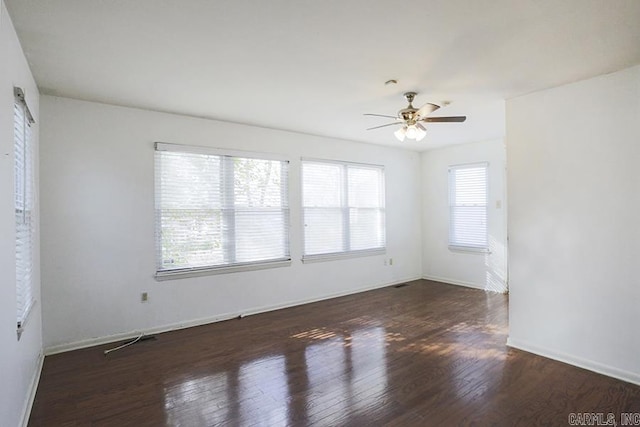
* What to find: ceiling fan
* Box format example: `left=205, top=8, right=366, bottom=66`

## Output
left=365, top=92, right=466, bottom=142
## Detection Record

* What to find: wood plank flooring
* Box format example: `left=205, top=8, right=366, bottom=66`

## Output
left=28, top=280, right=640, bottom=426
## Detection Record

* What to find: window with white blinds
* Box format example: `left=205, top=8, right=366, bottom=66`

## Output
left=14, top=87, right=35, bottom=335
left=302, top=159, right=385, bottom=261
left=155, top=143, right=290, bottom=277
left=449, top=163, right=488, bottom=251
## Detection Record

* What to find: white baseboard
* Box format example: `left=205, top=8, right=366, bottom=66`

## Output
left=422, top=274, right=485, bottom=290
left=20, top=351, right=44, bottom=427
left=44, top=276, right=421, bottom=355
left=507, top=337, right=640, bottom=387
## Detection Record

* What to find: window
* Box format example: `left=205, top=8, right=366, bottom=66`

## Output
left=448, top=163, right=488, bottom=251
left=155, top=143, right=290, bottom=278
left=302, top=159, right=385, bottom=261
left=14, top=87, right=35, bottom=336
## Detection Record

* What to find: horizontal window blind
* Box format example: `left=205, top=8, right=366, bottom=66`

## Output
left=15, top=90, right=35, bottom=332
left=302, top=160, right=385, bottom=259
left=155, top=144, right=290, bottom=274
left=449, top=163, right=488, bottom=250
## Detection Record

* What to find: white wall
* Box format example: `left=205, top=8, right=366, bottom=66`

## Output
left=39, top=96, right=423, bottom=351
left=507, top=65, right=640, bottom=384
left=0, top=2, right=42, bottom=426
left=421, top=139, right=507, bottom=292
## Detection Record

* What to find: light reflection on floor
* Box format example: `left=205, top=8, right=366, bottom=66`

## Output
left=304, top=326, right=388, bottom=425
left=161, top=315, right=510, bottom=425
left=164, top=372, right=229, bottom=426
left=159, top=288, right=514, bottom=426
left=163, top=326, right=389, bottom=425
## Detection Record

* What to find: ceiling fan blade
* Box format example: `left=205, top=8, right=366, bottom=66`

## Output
left=366, top=122, right=401, bottom=130
left=423, top=116, right=467, bottom=123
left=364, top=113, right=399, bottom=119
left=416, top=102, right=440, bottom=118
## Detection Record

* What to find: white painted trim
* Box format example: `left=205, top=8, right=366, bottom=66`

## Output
left=45, top=276, right=421, bottom=355
left=155, top=141, right=291, bottom=162
left=20, top=352, right=44, bottom=427
left=302, top=248, right=385, bottom=264
left=507, top=337, right=640, bottom=387
left=155, top=259, right=292, bottom=280
left=447, top=246, right=490, bottom=254
left=422, top=274, right=485, bottom=290
left=301, top=157, right=385, bottom=169
left=17, top=299, right=37, bottom=339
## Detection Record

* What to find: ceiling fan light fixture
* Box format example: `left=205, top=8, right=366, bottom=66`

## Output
left=394, top=126, right=407, bottom=142
left=415, top=123, right=427, bottom=141
left=364, top=92, right=466, bottom=143
left=405, top=125, right=418, bottom=139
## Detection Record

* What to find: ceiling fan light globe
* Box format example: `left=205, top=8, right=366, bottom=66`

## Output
left=394, top=127, right=406, bottom=142
left=416, top=128, right=427, bottom=141
left=405, top=125, right=418, bottom=139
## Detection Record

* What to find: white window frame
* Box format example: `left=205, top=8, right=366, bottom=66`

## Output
left=448, top=162, right=489, bottom=253
left=301, top=158, right=386, bottom=263
left=154, top=142, right=291, bottom=280
left=14, top=87, right=36, bottom=339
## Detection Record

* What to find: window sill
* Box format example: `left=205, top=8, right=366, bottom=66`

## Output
left=155, top=259, right=292, bottom=281
left=448, top=245, right=490, bottom=255
left=302, top=248, right=386, bottom=264
left=17, top=299, right=37, bottom=341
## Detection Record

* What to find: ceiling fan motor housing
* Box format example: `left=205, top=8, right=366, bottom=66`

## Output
left=400, top=92, right=419, bottom=124
left=399, top=108, right=418, bottom=124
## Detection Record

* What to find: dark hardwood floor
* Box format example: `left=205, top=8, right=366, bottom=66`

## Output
left=29, top=280, right=640, bottom=426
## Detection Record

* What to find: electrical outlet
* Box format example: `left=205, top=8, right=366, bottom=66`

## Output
left=141, top=292, right=148, bottom=303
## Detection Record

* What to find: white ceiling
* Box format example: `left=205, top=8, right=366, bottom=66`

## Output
left=6, top=0, right=640, bottom=151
